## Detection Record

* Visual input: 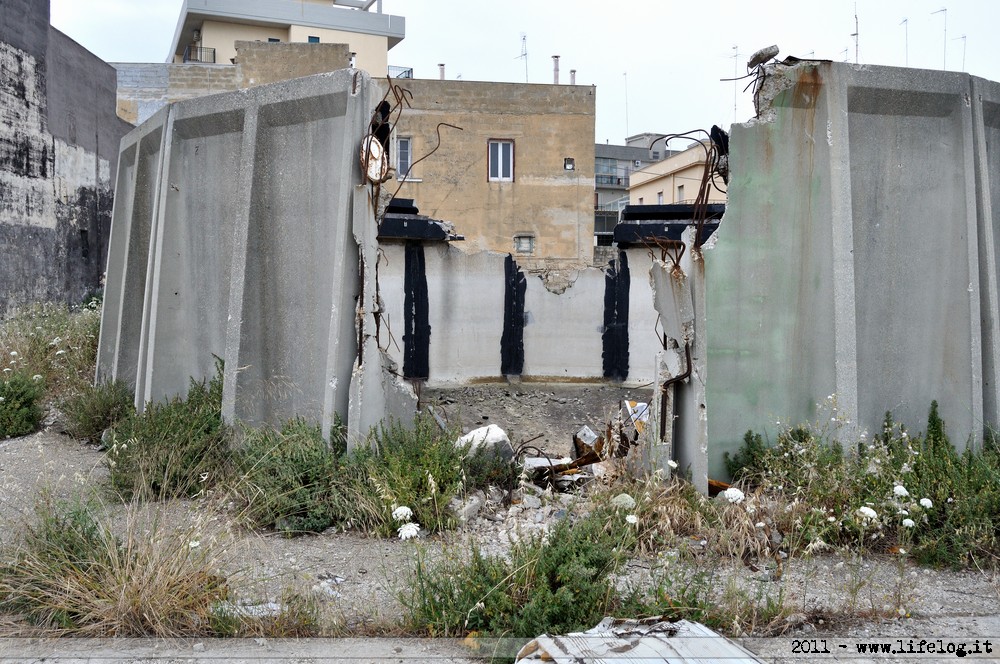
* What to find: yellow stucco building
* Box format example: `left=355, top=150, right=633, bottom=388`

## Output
left=628, top=142, right=727, bottom=206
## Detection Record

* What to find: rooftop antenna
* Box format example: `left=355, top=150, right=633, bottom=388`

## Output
left=841, top=47, right=849, bottom=62
left=515, top=34, right=528, bottom=83
left=623, top=71, right=629, bottom=139
left=953, top=34, right=966, bottom=71
left=931, top=7, right=947, bottom=69
left=851, top=4, right=859, bottom=63
left=900, top=17, right=908, bottom=66
left=731, top=45, right=739, bottom=123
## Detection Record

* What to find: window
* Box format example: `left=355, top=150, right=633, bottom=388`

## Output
left=514, top=234, right=535, bottom=254
left=268, top=38, right=280, bottom=43
left=638, top=197, right=644, bottom=205
left=397, top=136, right=412, bottom=179
left=657, top=191, right=663, bottom=205
left=488, top=140, right=513, bottom=181
left=676, top=184, right=684, bottom=202
left=307, top=35, right=320, bottom=43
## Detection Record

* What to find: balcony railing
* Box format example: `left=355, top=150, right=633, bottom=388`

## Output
left=388, top=65, right=413, bottom=79
left=183, top=45, right=216, bottom=63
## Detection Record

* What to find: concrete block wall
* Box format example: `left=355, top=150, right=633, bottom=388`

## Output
left=98, top=70, right=375, bottom=434
left=377, top=243, right=664, bottom=386
left=708, top=61, right=1000, bottom=479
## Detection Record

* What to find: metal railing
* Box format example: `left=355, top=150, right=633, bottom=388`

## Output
left=596, top=173, right=629, bottom=187
left=388, top=65, right=413, bottom=78
left=183, top=45, right=216, bottom=63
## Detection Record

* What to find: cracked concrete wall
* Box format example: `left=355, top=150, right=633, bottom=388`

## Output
left=708, top=61, right=1000, bottom=479
left=0, top=1, right=131, bottom=318
left=377, top=243, right=663, bottom=386
left=99, top=70, right=374, bottom=438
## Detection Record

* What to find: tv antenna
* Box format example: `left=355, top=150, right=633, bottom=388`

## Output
left=953, top=34, right=966, bottom=71
left=900, top=17, right=908, bottom=66
left=515, top=34, right=528, bottom=83
left=850, top=4, right=859, bottom=64
left=931, top=7, right=947, bottom=69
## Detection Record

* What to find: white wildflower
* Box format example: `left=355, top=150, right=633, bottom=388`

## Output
left=947, top=497, right=954, bottom=504
left=898, top=548, right=907, bottom=556
left=893, top=485, right=909, bottom=498
left=857, top=506, right=878, bottom=521
left=723, top=487, right=745, bottom=504
left=398, top=522, right=420, bottom=540
left=827, top=516, right=836, bottom=522
left=625, top=514, right=638, bottom=525
left=31, top=374, right=42, bottom=381
left=55, top=350, right=66, bottom=356
left=189, top=540, right=200, bottom=549
left=666, top=459, right=678, bottom=469
left=755, top=522, right=766, bottom=529
left=0, top=397, right=4, bottom=403
left=919, top=498, right=933, bottom=509
left=611, top=493, right=636, bottom=510
left=902, top=518, right=915, bottom=528
left=9, top=351, right=17, bottom=357
left=392, top=506, right=413, bottom=523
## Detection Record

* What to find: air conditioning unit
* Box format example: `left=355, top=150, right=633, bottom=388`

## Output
left=633, top=159, right=641, bottom=167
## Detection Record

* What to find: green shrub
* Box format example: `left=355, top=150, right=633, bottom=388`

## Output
left=0, top=372, right=45, bottom=438
left=402, top=508, right=636, bottom=638
left=106, top=360, right=228, bottom=500
left=61, top=380, right=134, bottom=445
left=729, top=400, right=1000, bottom=566
left=234, top=419, right=341, bottom=534
left=0, top=302, right=101, bottom=402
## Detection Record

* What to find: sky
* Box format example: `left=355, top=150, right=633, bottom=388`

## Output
left=50, top=0, right=1000, bottom=146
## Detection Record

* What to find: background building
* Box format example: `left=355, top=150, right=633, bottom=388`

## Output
left=114, top=0, right=405, bottom=125
left=391, top=79, right=596, bottom=268
left=629, top=141, right=728, bottom=206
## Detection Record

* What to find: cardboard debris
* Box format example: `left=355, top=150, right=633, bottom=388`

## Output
left=515, top=617, right=763, bottom=663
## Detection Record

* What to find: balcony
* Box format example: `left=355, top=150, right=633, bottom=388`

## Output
left=388, top=65, right=413, bottom=79
left=596, top=173, right=629, bottom=188
left=183, top=45, right=216, bottom=63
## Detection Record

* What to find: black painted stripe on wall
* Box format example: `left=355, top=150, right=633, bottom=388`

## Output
left=501, top=254, right=526, bottom=375
left=402, top=241, right=431, bottom=380
left=602, top=251, right=630, bottom=380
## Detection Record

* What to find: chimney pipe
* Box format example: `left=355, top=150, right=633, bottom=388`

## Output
left=552, top=55, right=560, bottom=84
left=570, top=69, right=576, bottom=85
left=438, top=63, right=445, bottom=80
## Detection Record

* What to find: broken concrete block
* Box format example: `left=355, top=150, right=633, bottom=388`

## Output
left=456, top=424, right=514, bottom=460
left=447, top=490, right=485, bottom=525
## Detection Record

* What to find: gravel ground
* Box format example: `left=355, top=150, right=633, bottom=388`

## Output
left=2, top=384, right=999, bottom=662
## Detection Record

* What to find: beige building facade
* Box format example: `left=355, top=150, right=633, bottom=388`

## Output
left=390, top=79, right=597, bottom=267
left=629, top=142, right=727, bottom=205
left=168, top=0, right=403, bottom=77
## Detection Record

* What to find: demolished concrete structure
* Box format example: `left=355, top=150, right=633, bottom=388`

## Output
left=96, top=67, right=710, bottom=484
left=708, top=60, right=1000, bottom=479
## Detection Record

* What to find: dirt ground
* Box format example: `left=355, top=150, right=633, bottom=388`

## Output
left=2, top=383, right=1000, bottom=662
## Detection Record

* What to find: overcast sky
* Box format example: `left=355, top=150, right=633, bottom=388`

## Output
left=50, top=0, right=1000, bottom=145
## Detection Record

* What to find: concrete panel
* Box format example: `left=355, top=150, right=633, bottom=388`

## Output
left=847, top=74, right=981, bottom=445
left=95, top=142, right=137, bottom=383
left=708, top=62, right=997, bottom=479
left=228, top=72, right=369, bottom=426
left=144, top=106, right=246, bottom=403
left=521, top=270, right=606, bottom=381
left=421, top=245, right=507, bottom=385
left=110, top=113, right=168, bottom=390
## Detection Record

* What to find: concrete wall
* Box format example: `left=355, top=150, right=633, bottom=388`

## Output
left=98, top=70, right=374, bottom=436
left=115, top=41, right=351, bottom=125
left=708, top=61, right=1000, bottom=479
left=0, top=1, right=131, bottom=317
left=377, top=242, right=662, bottom=387
left=392, top=79, right=596, bottom=267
